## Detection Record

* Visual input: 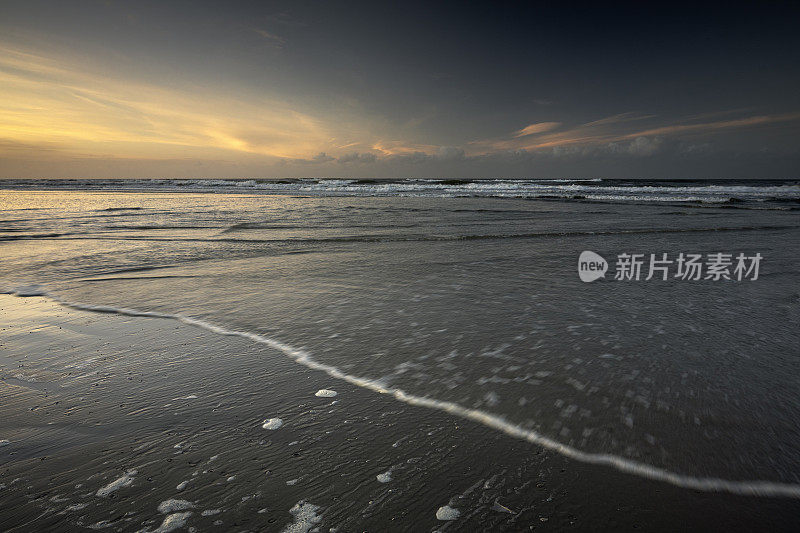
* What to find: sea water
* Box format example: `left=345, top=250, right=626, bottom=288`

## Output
left=1, top=178, right=799, bottom=529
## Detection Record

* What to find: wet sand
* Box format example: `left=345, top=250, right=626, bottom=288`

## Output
left=2, top=294, right=800, bottom=532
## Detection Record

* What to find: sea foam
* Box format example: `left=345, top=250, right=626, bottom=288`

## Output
left=282, top=501, right=322, bottom=533
left=436, top=505, right=461, bottom=520
left=149, top=511, right=192, bottom=533
left=157, top=499, right=194, bottom=513
left=262, top=418, right=284, bottom=430
left=26, top=291, right=800, bottom=500
left=96, top=469, right=137, bottom=497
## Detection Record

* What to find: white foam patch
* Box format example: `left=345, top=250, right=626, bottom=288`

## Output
left=96, top=469, right=137, bottom=497
left=281, top=501, right=322, bottom=533
left=436, top=505, right=461, bottom=520
left=262, top=418, right=283, bottom=430
left=32, top=292, right=800, bottom=499
left=150, top=512, right=192, bottom=533
left=176, top=480, right=189, bottom=491
left=65, top=503, right=88, bottom=512
left=314, top=389, right=337, bottom=397
left=157, top=499, right=194, bottom=514
left=376, top=471, right=392, bottom=483
left=201, top=509, right=221, bottom=517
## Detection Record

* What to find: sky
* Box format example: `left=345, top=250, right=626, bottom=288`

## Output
left=1, top=1, right=799, bottom=179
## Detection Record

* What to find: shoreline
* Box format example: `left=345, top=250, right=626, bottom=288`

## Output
left=12, top=289, right=800, bottom=499
left=2, top=294, right=800, bottom=531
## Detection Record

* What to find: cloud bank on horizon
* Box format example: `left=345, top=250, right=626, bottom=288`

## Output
left=0, top=1, right=798, bottom=179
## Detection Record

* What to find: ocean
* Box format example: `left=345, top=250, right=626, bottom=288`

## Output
left=1, top=178, right=799, bottom=531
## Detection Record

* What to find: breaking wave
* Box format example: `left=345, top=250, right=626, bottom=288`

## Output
left=2, top=178, right=799, bottom=206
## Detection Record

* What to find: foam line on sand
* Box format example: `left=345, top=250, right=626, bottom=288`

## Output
left=7, top=288, right=800, bottom=499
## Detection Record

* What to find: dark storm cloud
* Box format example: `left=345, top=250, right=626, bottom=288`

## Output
left=338, top=152, right=378, bottom=164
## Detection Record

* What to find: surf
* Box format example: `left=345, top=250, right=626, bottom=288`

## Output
left=6, top=285, right=800, bottom=500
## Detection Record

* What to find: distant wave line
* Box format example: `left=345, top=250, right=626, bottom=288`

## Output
left=3, top=224, right=799, bottom=243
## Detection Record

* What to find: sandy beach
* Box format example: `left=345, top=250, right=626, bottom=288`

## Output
left=3, top=293, right=800, bottom=531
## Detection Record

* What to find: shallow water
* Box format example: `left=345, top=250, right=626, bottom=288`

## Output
left=2, top=182, right=800, bottom=530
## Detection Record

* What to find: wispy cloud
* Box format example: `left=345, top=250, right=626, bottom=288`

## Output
left=617, top=114, right=800, bottom=139
left=0, top=43, right=381, bottom=161
left=1, top=42, right=798, bottom=177
left=252, top=28, right=286, bottom=48
left=513, top=122, right=561, bottom=138
left=469, top=111, right=800, bottom=156
left=371, top=140, right=440, bottom=156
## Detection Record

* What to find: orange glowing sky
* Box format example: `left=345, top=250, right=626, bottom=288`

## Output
left=1, top=2, right=799, bottom=178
